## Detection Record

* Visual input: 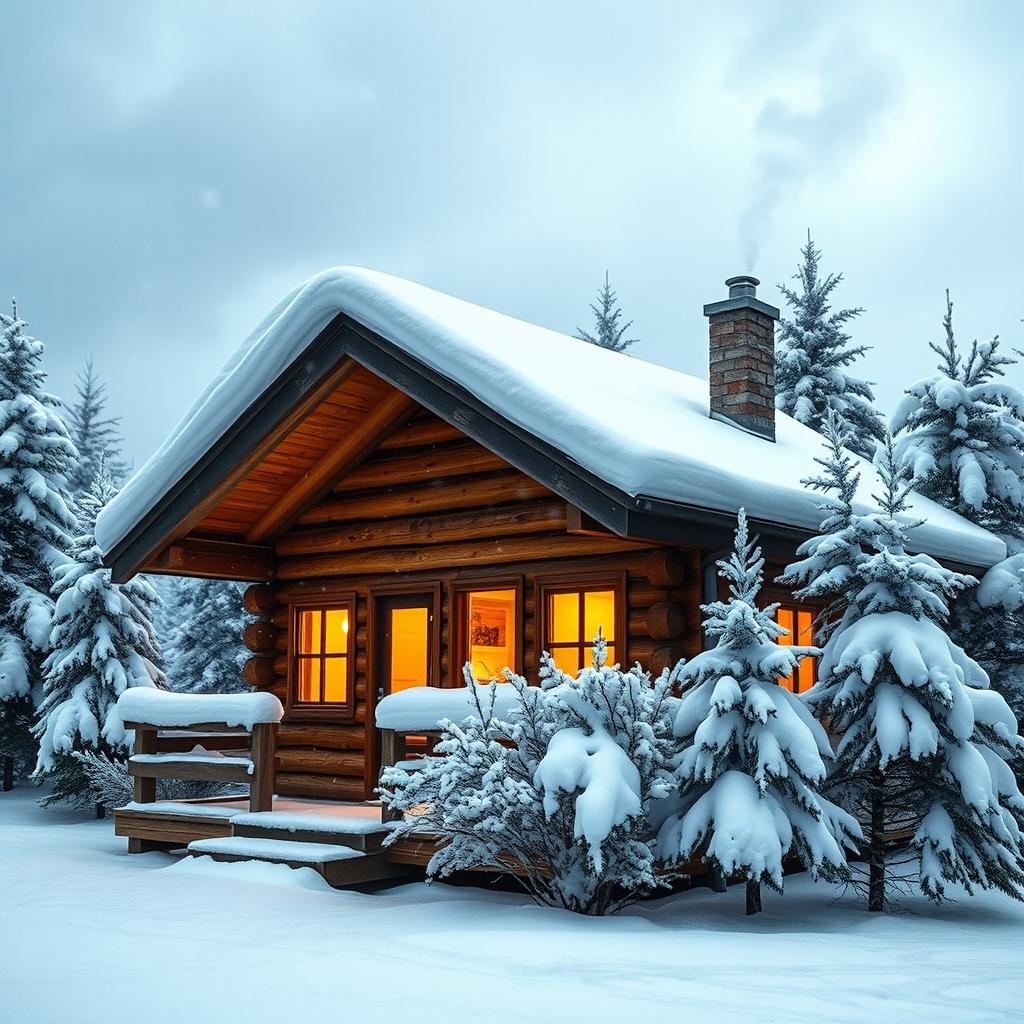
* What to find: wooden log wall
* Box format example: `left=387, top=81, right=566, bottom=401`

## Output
left=234, top=411, right=706, bottom=801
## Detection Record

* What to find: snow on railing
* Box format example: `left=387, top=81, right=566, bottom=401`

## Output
left=374, top=684, right=519, bottom=733
left=115, top=688, right=283, bottom=730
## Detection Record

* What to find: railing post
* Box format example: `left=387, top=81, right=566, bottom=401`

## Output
left=379, top=729, right=406, bottom=822
left=132, top=727, right=158, bottom=804
left=249, top=722, right=277, bottom=813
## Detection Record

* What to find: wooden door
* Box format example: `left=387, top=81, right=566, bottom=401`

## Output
left=376, top=593, right=436, bottom=700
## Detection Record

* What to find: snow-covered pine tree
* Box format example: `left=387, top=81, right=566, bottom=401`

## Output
left=656, top=509, right=861, bottom=915
left=782, top=423, right=1024, bottom=909
left=893, top=292, right=1024, bottom=718
left=381, top=637, right=677, bottom=915
left=775, top=234, right=884, bottom=459
left=0, top=302, right=78, bottom=790
left=65, top=359, right=128, bottom=495
left=575, top=271, right=639, bottom=353
left=162, top=576, right=249, bottom=693
left=34, top=460, right=164, bottom=810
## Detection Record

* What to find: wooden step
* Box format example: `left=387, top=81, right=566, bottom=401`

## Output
left=114, top=800, right=244, bottom=848
left=188, top=836, right=418, bottom=888
left=229, top=809, right=395, bottom=852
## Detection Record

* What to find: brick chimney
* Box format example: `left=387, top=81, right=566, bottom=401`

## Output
left=704, top=275, right=780, bottom=442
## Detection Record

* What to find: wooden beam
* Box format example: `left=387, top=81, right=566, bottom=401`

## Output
left=331, top=442, right=509, bottom=494
left=276, top=499, right=568, bottom=556
left=377, top=417, right=464, bottom=450
left=145, top=538, right=276, bottom=581
left=246, top=390, right=418, bottom=543
left=277, top=532, right=650, bottom=580
left=297, top=471, right=552, bottom=526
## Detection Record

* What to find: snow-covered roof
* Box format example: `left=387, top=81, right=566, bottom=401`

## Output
left=95, top=267, right=1006, bottom=569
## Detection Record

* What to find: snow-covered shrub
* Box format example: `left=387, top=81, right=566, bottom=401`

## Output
left=782, top=419, right=1024, bottom=909
left=34, top=462, right=164, bottom=808
left=380, top=637, right=677, bottom=916
left=656, top=509, right=861, bottom=915
left=74, top=749, right=239, bottom=813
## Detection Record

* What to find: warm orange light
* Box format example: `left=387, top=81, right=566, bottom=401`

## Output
left=777, top=606, right=815, bottom=693
left=466, top=589, right=517, bottom=682
left=546, top=588, right=617, bottom=675
left=296, top=606, right=350, bottom=704
left=390, top=607, right=429, bottom=692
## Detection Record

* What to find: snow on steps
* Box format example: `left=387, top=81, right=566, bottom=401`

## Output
left=187, top=836, right=417, bottom=888
left=230, top=809, right=396, bottom=852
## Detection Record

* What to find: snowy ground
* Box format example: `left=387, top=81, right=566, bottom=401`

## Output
left=2, top=786, right=1023, bottom=1024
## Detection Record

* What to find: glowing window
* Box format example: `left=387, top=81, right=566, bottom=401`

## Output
left=776, top=605, right=815, bottom=693
left=460, top=588, right=518, bottom=682
left=542, top=585, right=619, bottom=676
left=388, top=606, right=430, bottom=693
left=294, top=603, right=352, bottom=707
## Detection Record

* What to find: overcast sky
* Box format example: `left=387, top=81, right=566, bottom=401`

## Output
left=3, top=1, right=1022, bottom=468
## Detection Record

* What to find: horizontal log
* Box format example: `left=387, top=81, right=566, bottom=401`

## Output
left=298, top=471, right=553, bottom=526
left=146, top=539, right=276, bottom=582
left=649, top=644, right=686, bottom=678
left=276, top=500, right=568, bottom=557
left=243, top=585, right=279, bottom=614
left=278, top=533, right=647, bottom=581
left=242, top=656, right=277, bottom=688
left=275, top=748, right=365, bottom=776
left=647, top=601, right=688, bottom=641
left=128, top=758, right=253, bottom=784
left=272, top=609, right=289, bottom=629
left=333, top=442, right=509, bottom=493
left=378, top=418, right=464, bottom=450
left=646, top=548, right=690, bottom=588
left=273, top=772, right=366, bottom=801
left=627, top=610, right=651, bottom=639
left=242, top=621, right=279, bottom=654
left=628, top=584, right=674, bottom=609
left=153, top=735, right=251, bottom=754
left=277, top=723, right=366, bottom=750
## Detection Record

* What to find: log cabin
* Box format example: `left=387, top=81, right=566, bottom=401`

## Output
left=95, top=269, right=1004, bottom=865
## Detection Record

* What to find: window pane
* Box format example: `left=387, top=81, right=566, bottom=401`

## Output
left=324, top=657, right=347, bottom=702
left=390, top=607, right=429, bottom=693
left=777, top=607, right=794, bottom=646
left=550, top=645, right=581, bottom=676
left=466, top=589, right=516, bottom=682
left=298, top=658, right=321, bottom=702
left=299, top=610, right=322, bottom=655
left=324, top=608, right=350, bottom=655
left=797, top=610, right=814, bottom=647
left=797, top=656, right=814, bottom=694
left=584, top=590, right=615, bottom=644
left=549, top=592, right=579, bottom=644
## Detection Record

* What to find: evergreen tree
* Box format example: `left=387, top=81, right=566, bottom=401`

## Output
left=775, top=234, right=884, bottom=459
left=575, top=272, right=639, bottom=353
left=656, top=509, right=861, bottom=915
left=65, top=359, right=128, bottom=494
left=163, top=576, right=249, bottom=693
left=34, top=460, right=164, bottom=810
left=893, top=291, right=1024, bottom=718
left=782, top=422, right=1024, bottom=909
left=0, top=302, right=77, bottom=790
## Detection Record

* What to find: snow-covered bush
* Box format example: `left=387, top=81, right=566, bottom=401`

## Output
left=0, top=303, right=77, bottom=787
left=74, top=749, right=239, bottom=813
left=782, top=419, right=1024, bottom=909
left=656, top=509, right=861, bottom=915
left=34, top=462, right=164, bottom=808
left=380, top=637, right=677, bottom=916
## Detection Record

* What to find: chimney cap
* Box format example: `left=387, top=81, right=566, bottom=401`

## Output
left=704, top=273, right=780, bottom=320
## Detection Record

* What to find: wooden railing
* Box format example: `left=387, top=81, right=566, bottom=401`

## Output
left=124, top=717, right=278, bottom=846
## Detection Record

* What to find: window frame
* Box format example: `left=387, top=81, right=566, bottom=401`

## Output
left=450, top=576, right=523, bottom=684
left=286, top=591, right=357, bottom=721
left=772, top=600, right=818, bottom=694
left=536, top=571, right=627, bottom=677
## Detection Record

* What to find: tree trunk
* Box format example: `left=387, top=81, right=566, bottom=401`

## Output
left=745, top=879, right=762, bottom=915
left=2, top=755, right=12, bottom=792
left=868, top=785, right=886, bottom=912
